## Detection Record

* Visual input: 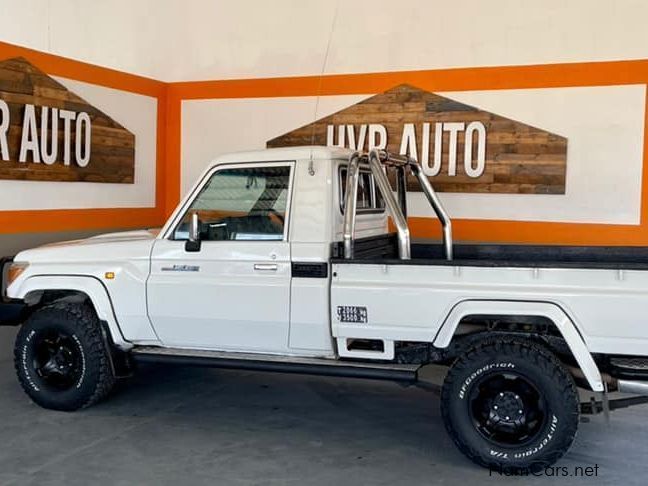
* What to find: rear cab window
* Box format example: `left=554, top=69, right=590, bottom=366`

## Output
left=339, top=166, right=386, bottom=214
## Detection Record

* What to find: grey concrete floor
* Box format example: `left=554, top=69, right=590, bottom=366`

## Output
left=1, top=326, right=648, bottom=486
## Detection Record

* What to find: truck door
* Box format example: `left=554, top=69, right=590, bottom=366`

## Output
left=147, top=162, right=294, bottom=353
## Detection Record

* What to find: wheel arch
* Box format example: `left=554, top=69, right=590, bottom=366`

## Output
left=433, top=299, right=603, bottom=392
left=14, top=275, right=131, bottom=350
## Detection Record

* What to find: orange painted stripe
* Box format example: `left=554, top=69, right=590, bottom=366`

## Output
left=0, top=208, right=165, bottom=234
left=408, top=218, right=646, bottom=246
left=164, top=86, right=182, bottom=217
left=171, top=59, right=648, bottom=100
left=0, top=41, right=165, bottom=97
left=639, top=87, right=648, bottom=226
left=155, top=95, right=168, bottom=217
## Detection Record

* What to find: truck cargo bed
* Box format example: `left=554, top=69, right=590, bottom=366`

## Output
left=332, top=234, right=648, bottom=270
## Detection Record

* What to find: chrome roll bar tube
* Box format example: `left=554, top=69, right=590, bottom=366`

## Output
left=409, top=163, right=453, bottom=261
left=342, top=151, right=361, bottom=259
left=367, top=149, right=411, bottom=260
left=342, top=149, right=454, bottom=261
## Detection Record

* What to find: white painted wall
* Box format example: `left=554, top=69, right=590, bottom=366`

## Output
left=0, top=77, right=157, bottom=210
left=2, top=0, right=648, bottom=81
left=182, top=85, right=645, bottom=225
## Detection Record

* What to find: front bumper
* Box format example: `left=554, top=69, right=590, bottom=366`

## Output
left=0, top=257, right=27, bottom=326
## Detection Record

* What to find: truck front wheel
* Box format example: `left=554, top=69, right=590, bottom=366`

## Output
left=13, top=302, right=116, bottom=411
left=441, top=337, right=579, bottom=472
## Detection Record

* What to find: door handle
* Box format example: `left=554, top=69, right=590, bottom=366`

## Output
left=254, top=263, right=278, bottom=271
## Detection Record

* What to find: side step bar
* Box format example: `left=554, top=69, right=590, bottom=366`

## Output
left=581, top=395, right=648, bottom=414
left=580, top=380, right=648, bottom=414
left=131, top=346, right=421, bottom=383
left=618, top=379, right=648, bottom=396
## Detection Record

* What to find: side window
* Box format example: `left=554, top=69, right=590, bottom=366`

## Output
left=174, top=165, right=292, bottom=241
left=339, top=167, right=385, bottom=213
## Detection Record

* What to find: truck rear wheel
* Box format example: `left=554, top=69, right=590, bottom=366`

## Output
left=14, top=302, right=116, bottom=411
left=441, top=337, right=579, bottom=472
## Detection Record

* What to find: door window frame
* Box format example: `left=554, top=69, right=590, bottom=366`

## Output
left=161, top=161, right=296, bottom=243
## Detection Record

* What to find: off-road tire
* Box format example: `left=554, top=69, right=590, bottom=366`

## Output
left=14, top=302, right=116, bottom=411
left=441, top=337, right=579, bottom=473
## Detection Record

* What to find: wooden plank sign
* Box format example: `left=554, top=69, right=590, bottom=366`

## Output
left=0, top=57, right=135, bottom=183
left=267, top=84, right=567, bottom=194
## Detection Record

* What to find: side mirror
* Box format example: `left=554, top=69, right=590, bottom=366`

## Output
left=185, top=212, right=202, bottom=252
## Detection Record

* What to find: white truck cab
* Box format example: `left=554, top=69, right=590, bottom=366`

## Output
left=3, top=146, right=648, bottom=473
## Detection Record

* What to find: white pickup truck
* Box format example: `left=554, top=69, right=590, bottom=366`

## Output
left=2, top=146, right=648, bottom=472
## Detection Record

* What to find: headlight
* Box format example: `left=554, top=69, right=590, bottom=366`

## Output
left=6, top=262, right=29, bottom=288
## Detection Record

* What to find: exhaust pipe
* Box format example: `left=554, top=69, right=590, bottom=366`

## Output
left=618, top=380, right=648, bottom=396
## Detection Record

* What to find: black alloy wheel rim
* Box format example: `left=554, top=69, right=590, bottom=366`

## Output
left=468, top=371, right=548, bottom=447
left=32, top=330, right=83, bottom=390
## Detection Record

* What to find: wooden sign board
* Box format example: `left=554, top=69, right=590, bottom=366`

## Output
left=267, top=84, right=567, bottom=194
left=0, top=57, right=135, bottom=183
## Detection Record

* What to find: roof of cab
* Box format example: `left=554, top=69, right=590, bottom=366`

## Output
left=212, top=146, right=354, bottom=165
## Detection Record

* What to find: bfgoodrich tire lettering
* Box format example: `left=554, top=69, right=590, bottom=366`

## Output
left=441, top=337, right=579, bottom=472
left=14, top=302, right=116, bottom=411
